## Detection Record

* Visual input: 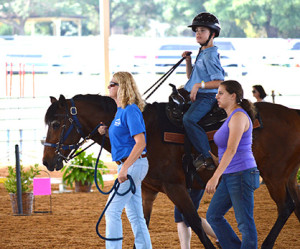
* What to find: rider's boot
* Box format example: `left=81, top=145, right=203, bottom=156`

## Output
left=194, top=156, right=216, bottom=171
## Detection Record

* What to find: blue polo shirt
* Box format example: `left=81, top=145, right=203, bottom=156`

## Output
left=109, top=104, right=147, bottom=162
left=184, top=46, right=225, bottom=94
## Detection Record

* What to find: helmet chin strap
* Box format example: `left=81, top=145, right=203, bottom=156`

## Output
left=200, top=31, right=214, bottom=47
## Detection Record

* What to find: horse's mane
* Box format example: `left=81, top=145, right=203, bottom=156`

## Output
left=73, top=94, right=117, bottom=113
left=45, top=94, right=117, bottom=125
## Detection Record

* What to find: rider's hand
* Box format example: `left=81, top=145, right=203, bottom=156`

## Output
left=190, top=83, right=201, bottom=102
left=182, top=51, right=192, bottom=62
left=98, top=123, right=108, bottom=136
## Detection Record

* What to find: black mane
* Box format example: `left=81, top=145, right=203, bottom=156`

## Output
left=44, top=94, right=117, bottom=125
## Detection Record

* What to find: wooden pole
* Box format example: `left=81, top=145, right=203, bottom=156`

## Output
left=10, top=63, right=13, bottom=97
left=19, top=63, right=22, bottom=97
left=22, top=64, right=25, bottom=97
left=99, top=0, right=110, bottom=94
left=271, top=90, right=275, bottom=103
left=32, top=65, right=35, bottom=98
left=5, top=62, right=8, bottom=96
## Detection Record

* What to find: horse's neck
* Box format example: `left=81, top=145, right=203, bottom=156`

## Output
left=76, top=100, right=115, bottom=152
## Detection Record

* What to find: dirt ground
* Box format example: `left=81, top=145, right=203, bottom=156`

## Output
left=0, top=168, right=299, bottom=249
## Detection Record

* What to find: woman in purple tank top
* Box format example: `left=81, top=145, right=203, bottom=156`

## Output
left=205, top=80, right=260, bottom=249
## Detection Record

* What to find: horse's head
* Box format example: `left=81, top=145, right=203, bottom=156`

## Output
left=42, top=95, right=82, bottom=171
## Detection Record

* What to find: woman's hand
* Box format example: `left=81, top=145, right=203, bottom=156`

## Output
left=118, top=167, right=128, bottom=183
left=98, top=123, right=108, bottom=136
left=205, top=175, right=220, bottom=194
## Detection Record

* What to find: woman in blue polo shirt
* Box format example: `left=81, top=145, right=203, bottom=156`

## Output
left=98, top=71, right=152, bottom=249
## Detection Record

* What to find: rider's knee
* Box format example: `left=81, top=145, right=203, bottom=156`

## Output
left=183, top=113, right=195, bottom=126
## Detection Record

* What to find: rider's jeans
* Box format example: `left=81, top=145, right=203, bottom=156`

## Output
left=183, top=93, right=216, bottom=158
left=206, top=168, right=260, bottom=249
left=105, top=158, right=152, bottom=249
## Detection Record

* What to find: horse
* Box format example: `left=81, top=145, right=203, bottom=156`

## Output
left=42, top=94, right=300, bottom=249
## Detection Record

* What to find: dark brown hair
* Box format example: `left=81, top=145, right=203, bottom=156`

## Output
left=221, top=80, right=256, bottom=122
left=253, top=85, right=267, bottom=99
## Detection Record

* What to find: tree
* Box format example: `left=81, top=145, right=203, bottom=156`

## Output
left=204, top=0, right=300, bottom=38
left=0, top=0, right=32, bottom=35
left=1, top=0, right=299, bottom=37
left=0, top=0, right=82, bottom=35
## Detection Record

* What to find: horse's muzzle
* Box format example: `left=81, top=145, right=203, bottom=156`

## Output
left=43, top=154, right=64, bottom=171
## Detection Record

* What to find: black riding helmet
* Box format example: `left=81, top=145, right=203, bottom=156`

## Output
left=188, top=12, right=221, bottom=37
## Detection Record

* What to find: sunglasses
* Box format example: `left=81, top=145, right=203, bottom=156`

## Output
left=252, top=90, right=257, bottom=93
left=109, top=81, right=119, bottom=87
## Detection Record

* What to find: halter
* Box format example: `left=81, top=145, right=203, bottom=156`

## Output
left=43, top=98, right=101, bottom=162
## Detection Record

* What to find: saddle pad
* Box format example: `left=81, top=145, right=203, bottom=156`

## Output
left=164, top=119, right=261, bottom=144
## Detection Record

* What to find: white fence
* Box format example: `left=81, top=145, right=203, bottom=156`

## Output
left=0, top=96, right=48, bottom=166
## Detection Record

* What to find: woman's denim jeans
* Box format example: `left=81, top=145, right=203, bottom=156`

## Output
left=207, top=168, right=260, bottom=249
left=105, top=158, right=152, bottom=249
left=183, top=93, right=216, bottom=158
left=174, top=188, right=204, bottom=227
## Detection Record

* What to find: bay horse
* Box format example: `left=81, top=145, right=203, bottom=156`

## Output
left=42, top=94, right=300, bottom=249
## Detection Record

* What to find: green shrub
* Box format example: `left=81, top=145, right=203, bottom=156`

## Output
left=4, top=164, right=40, bottom=193
left=62, top=150, right=107, bottom=189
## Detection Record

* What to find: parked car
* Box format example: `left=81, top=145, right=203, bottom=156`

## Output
left=153, top=38, right=247, bottom=77
left=287, top=41, right=300, bottom=67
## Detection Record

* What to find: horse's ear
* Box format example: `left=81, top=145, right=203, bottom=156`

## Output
left=58, top=95, right=66, bottom=107
left=50, top=96, right=57, bottom=103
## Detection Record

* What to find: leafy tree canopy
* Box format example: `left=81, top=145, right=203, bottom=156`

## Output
left=0, top=0, right=299, bottom=38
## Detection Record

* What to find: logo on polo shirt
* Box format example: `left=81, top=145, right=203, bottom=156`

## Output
left=114, top=118, right=121, bottom=126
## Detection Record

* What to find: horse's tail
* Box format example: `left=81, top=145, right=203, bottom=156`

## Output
left=297, top=109, right=300, bottom=116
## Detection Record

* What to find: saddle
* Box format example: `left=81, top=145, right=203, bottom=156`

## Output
left=165, top=84, right=227, bottom=143
left=164, top=84, right=262, bottom=144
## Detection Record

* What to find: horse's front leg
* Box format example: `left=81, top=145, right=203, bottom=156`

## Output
left=164, top=183, right=215, bottom=249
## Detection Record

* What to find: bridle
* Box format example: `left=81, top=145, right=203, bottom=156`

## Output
left=43, top=98, right=101, bottom=162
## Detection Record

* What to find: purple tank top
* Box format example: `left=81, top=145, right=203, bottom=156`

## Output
left=214, top=108, right=257, bottom=174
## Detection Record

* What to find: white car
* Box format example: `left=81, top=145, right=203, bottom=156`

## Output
left=287, top=41, right=300, bottom=67
left=153, top=39, right=247, bottom=77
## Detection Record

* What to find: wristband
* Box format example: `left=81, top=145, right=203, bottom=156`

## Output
left=201, top=81, right=205, bottom=89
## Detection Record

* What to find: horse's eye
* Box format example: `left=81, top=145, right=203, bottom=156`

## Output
left=51, top=121, right=60, bottom=130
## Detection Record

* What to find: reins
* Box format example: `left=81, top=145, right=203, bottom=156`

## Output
left=143, top=52, right=192, bottom=100
left=94, top=134, right=136, bottom=241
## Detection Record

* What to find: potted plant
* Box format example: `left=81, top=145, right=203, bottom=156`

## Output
left=62, top=150, right=107, bottom=192
left=4, top=164, right=40, bottom=215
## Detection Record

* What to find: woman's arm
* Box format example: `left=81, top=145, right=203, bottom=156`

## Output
left=205, top=112, right=249, bottom=194
left=117, top=132, right=146, bottom=183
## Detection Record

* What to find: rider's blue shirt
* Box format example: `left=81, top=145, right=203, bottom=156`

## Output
left=184, top=46, right=225, bottom=94
left=109, top=104, right=147, bottom=162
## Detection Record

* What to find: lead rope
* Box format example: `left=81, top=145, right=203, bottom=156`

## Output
left=94, top=134, right=136, bottom=241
